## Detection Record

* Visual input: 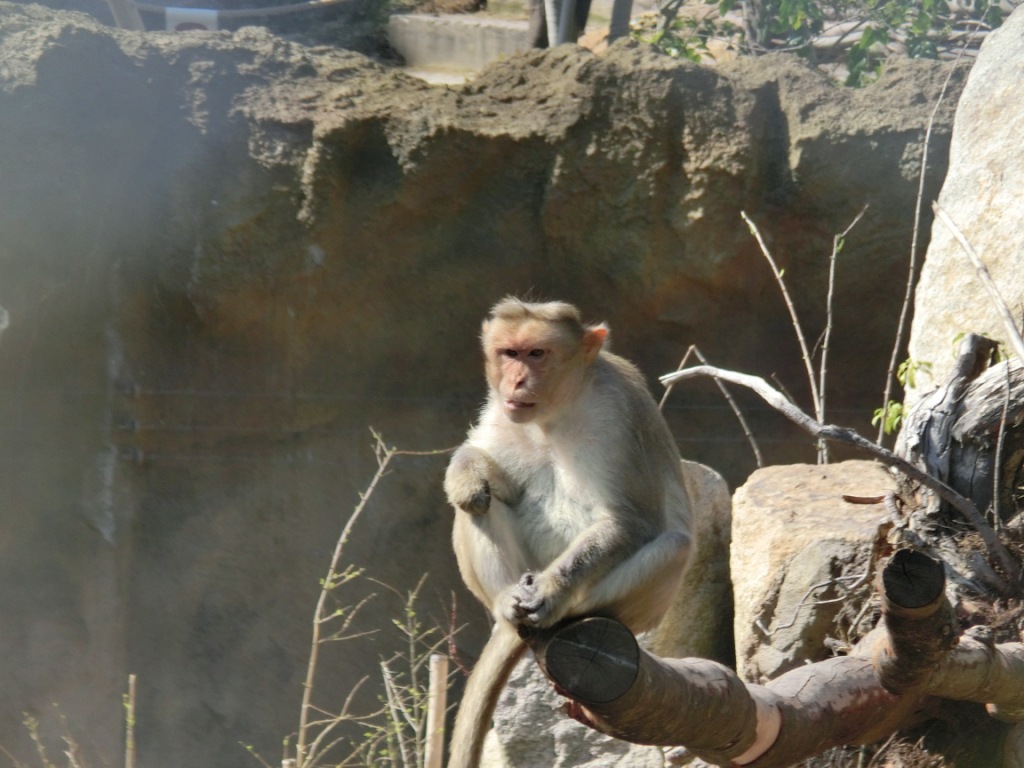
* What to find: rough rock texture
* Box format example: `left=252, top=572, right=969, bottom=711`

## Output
left=0, top=3, right=967, bottom=766
left=483, top=659, right=667, bottom=768
left=906, top=4, right=1024, bottom=407
left=730, top=461, right=895, bottom=681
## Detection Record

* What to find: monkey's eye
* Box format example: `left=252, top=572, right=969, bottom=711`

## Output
left=528, top=349, right=545, bottom=358
left=502, top=349, right=518, bottom=358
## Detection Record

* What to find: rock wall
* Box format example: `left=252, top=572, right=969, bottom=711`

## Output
left=0, top=3, right=966, bottom=766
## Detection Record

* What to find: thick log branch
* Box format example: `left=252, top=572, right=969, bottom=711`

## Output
left=526, top=618, right=924, bottom=768
left=525, top=550, right=1024, bottom=767
left=873, top=550, right=1024, bottom=721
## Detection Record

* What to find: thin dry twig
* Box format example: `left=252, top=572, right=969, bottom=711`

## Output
left=660, top=364, right=1019, bottom=590
left=877, top=43, right=970, bottom=446
left=741, top=211, right=823, bottom=428
left=933, top=203, right=1024, bottom=365
left=660, top=344, right=764, bottom=467
left=296, top=432, right=453, bottom=767
left=820, top=205, right=870, bottom=450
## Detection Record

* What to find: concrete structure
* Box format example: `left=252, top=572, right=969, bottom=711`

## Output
left=388, top=13, right=529, bottom=75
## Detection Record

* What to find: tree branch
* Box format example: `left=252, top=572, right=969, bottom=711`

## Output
left=659, top=365, right=1019, bottom=589
left=524, top=550, right=1024, bottom=768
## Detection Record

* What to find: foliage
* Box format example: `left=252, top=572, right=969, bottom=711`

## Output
left=630, top=8, right=741, bottom=61
left=872, top=357, right=931, bottom=434
left=872, top=399, right=904, bottom=435
left=639, top=0, right=1018, bottom=85
left=348, top=578, right=452, bottom=768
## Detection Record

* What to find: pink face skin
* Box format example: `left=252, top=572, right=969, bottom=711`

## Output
left=484, top=317, right=570, bottom=425
left=494, top=345, right=546, bottom=423
left=484, top=318, right=605, bottom=426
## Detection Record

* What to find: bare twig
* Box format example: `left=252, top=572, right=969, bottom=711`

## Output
left=660, top=365, right=1019, bottom=589
left=741, top=212, right=822, bottom=420
left=934, top=203, right=1024, bottom=365
left=741, top=211, right=826, bottom=463
left=820, top=205, right=870, bottom=453
left=877, top=42, right=969, bottom=445
left=297, top=432, right=453, bottom=767
left=660, top=344, right=764, bottom=467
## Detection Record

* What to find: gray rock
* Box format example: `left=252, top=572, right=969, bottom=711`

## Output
left=486, top=652, right=667, bottom=768
left=907, top=4, right=1024, bottom=407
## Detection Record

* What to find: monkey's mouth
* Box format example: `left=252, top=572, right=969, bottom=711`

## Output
left=504, top=399, right=536, bottom=411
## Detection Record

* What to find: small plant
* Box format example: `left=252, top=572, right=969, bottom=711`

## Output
left=631, top=8, right=741, bottom=61
left=347, top=577, right=453, bottom=768
left=273, top=431, right=453, bottom=768
left=872, top=357, right=930, bottom=434
left=897, top=357, right=932, bottom=389
left=872, top=399, right=904, bottom=435
left=641, top=0, right=1017, bottom=86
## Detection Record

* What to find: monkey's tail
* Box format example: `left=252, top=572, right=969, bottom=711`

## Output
left=447, top=623, right=527, bottom=768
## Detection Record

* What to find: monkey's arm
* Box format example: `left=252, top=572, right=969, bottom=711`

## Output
left=444, top=444, right=523, bottom=515
left=505, top=516, right=690, bottom=630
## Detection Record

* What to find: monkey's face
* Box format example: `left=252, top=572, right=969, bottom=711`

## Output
left=483, top=319, right=582, bottom=425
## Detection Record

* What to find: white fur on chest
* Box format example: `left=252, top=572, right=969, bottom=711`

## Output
left=479, top=422, right=609, bottom=565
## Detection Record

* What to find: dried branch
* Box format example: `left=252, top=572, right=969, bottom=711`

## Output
left=821, top=205, right=869, bottom=449
left=296, top=432, right=453, bottom=767
left=741, top=212, right=823, bottom=435
left=659, top=365, right=1019, bottom=588
left=659, top=344, right=764, bottom=467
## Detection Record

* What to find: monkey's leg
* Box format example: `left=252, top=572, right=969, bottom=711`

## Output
left=504, top=519, right=692, bottom=631
left=574, top=529, right=691, bottom=632
left=453, top=499, right=532, bottom=611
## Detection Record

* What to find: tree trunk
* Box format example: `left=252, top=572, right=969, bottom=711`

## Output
left=524, top=550, right=1024, bottom=767
left=898, top=332, right=1024, bottom=523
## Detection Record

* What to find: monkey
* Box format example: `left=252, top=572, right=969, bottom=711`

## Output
left=443, top=297, right=694, bottom=768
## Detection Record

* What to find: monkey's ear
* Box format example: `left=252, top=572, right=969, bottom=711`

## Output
left=582, top=324, right=608, bottom=364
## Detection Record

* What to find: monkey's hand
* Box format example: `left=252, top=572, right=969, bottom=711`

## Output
left=502, top=572, right=564, bottom=629
left=444, top=445, right=520, bottom=516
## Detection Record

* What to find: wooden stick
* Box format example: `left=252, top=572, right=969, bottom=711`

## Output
left=424, top=654, right=449, bottom=768
left=124, top=674, right=137, bottom=768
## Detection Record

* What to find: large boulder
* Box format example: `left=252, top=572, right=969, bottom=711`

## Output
left=731, top=461, right=895, bottom=681
left=906, top=4, right=1024, bottom=406
left=0, top=3, right=967, bottom=766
